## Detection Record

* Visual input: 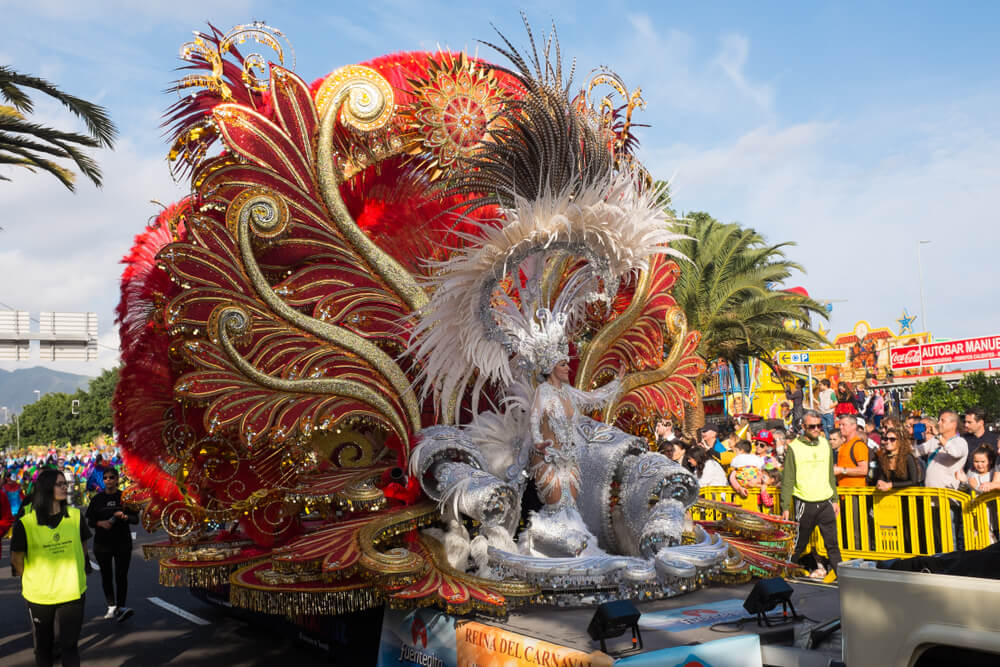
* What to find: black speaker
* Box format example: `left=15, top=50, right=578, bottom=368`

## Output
left=587, top=600, right=642, bottom=654
left=743, top=577, right=796, bottom=626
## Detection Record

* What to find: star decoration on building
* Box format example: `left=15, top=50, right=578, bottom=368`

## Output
left=897, top=309, right=917, bottom=334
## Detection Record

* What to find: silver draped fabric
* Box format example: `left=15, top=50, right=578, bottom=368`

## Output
left=408, top=390, right=734, bottom=606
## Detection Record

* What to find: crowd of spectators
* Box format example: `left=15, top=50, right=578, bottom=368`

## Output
left=3, top=443, right=123, bottom=516
left=654, top=400, right=1000, bottom=514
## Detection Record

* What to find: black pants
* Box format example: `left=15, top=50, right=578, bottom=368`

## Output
left=95, top=548, right=131, bottom=607
left=792, top=498, right=842, bottom=569
left=27, top=594, right=85, bottom=667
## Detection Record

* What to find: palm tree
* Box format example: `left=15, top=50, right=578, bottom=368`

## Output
left=670, top=211, right=828, bottom=428
left=0, top=65, right=117, bottom=191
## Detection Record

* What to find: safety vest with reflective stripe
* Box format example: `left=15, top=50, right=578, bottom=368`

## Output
left=787, top=436, right=835, bottom=502
left=20, top=507, right=87, bottom=605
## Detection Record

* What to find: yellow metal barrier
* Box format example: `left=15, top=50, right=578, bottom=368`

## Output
left=699, top=485, right=998, bottom=560
left=696, top=486, right=781, bottom=516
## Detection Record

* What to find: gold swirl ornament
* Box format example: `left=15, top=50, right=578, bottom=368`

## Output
left=209, top=303, right=412, bottom=442
left=357, top=503, right=439, bottom=586
left=225, top=187, right=290, bottom=241
left=314, top=65, right=394, bottom=132
left=602, top=305, right=691, bottom=423
left=219, top=185, right=422, bottom=435
left=314, top=67, right=428, bottom=313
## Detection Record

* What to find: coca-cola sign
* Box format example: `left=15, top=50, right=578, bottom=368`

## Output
left=890, top=346, right=923, bottom=369
left=890, top=335, right=1000, bottom=369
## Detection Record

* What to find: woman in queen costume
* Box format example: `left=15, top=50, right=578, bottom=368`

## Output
left=525, top=333, right=625, bottom=557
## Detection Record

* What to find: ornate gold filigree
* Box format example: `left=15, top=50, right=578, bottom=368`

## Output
left=604, top=306, right=689, bottom=422
left=401, top=51, right=510, bottom=177
left=315, top=65, right=394, bottom=131
left=212, top=304, right=411, bottom=441
left=315, top=77, right=429, bottom=314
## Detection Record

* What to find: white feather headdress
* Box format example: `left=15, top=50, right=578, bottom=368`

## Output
left=408, top=170, right=688, bottom=417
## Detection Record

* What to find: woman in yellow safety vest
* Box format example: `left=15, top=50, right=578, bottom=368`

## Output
left=10, top=467, right=93, bottom=667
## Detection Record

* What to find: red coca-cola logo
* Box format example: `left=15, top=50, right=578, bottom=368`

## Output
left=891, top=348, right=922, bottom=367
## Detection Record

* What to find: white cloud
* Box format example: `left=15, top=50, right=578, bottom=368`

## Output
left=713, top=33, right=773, bottom=112
left=0, top=131, right=184, bottom=377
left=650, top=95, right=1000, bottom=341
left=619, top=14, right=772, bottom=122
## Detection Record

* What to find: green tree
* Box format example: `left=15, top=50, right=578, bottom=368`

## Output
left=1, top=65, right=117, bottom=191
left=670, top=212, right=828, bottom=427
left=653, top=179, right=676, bottom=218
left=0, top=367, right=118, bottom=449
left=907, top=377, right=975, bottom=418
left=958, top=372, right=1000, bottom=421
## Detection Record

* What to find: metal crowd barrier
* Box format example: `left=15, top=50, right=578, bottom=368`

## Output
left=698, top=485, right=999, bottom=560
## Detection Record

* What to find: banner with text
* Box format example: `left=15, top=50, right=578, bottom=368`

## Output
left=377, top=606, right=457, bottom=667
left=456, top=621, right=613, bottom=667
left=890, top=335, right=1000, bottom=369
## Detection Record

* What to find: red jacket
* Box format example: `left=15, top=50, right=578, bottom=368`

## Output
left=0, top=491, right=12, bottom=537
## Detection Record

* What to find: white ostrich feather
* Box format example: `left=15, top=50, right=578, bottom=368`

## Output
left=408, top=170, right=689, bottom=418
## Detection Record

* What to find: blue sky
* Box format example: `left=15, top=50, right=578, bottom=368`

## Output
left=2, top=1, right=998, bottom=377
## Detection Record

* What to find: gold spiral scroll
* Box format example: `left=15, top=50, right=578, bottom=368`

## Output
left=213, top=304, right=411, bottom=442
left=315, top=65, right=394, bottom=132
left=603, top=306, right=691, bottom=423
left=576, top=266, right=655, bottom=390
left=314, top=68, right=428, bottom=312
left=226, top=186, right=290, bottom=241
left=229, top=188, right=422, bottom=434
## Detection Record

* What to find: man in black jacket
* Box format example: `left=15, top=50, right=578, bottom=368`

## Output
left=85, top=468, right=139, bottom=621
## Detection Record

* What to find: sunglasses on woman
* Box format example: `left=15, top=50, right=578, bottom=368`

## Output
left=884, top=436, right=898, bottom=442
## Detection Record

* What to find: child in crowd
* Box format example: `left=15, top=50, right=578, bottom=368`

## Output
left=957, top=445, right=999, bottom=493
left=752, top=430, right=781, bottom=469
left=728, top=440, right=775, bottom=506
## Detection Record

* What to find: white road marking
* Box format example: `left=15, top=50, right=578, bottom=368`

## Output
left=147, top=597, right=211, bottom=625
left=90, top=560, right=100, bottom=571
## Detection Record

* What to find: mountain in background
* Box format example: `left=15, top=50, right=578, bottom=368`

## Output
left=0, top=367, right=94, bottom=419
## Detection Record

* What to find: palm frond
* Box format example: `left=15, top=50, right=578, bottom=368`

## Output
left=0, top=66, right=116, bottom=146
left=0, top=147, right=77, bottom=190
left=672, top=211, right=828, bottom=368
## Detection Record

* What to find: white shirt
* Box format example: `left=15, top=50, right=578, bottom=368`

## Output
left=699, top=458, right=728, bottom=487
left=818, top=388, right=837, bottom=415
left=915, top=435, right=968, bottom=489
left=729, top=453, right=764, bottom=469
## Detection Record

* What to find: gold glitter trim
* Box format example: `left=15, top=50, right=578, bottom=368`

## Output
left=604, top=306, right=689, bottom=422
left=233, top=208, right=420, bottom=436
left=315, top=77, right=428, bottom=313
left=576, top=266, right=654, bottom=389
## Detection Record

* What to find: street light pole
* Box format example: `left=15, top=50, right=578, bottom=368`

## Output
left=917, top=240, right=931, bottom=334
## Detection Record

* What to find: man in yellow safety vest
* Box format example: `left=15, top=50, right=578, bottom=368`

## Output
left=781, top=410, right=841, bottom=583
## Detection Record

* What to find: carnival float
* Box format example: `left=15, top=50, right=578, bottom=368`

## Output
left=114, top=19, right=797, bottom=622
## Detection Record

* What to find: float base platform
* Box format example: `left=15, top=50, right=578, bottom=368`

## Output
left=489, top=578, right=842, bottom=666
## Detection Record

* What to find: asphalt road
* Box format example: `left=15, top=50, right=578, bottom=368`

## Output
left=0, top=527, right=338, bottom=666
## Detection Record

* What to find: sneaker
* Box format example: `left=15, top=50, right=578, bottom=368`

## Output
left=103, top=606, right=117, bottom=620
left=116, top=607, right=134, bottom=622
left=822, top=569, right=838, bottom=584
